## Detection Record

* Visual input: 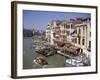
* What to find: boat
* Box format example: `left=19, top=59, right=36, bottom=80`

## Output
left=65, top=59, right=83, bottom=67
left=35, top=47, right=58, bottom=57
left=33, top=57, right=48, bottom=65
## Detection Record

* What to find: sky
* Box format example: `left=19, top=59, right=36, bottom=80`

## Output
left=23, top=10, right=91, bottom=30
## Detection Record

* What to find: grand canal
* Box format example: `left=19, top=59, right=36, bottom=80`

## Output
left=23, top=37, right=90, bottom=69
left=23, top=37, right=65, bottom=69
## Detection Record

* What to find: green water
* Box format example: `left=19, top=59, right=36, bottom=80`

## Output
left=23, top=37, right=66, bottom=69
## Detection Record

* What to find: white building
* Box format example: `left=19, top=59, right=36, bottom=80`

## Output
left=45, top=18, right=91, bottom=52
left=71, top=19, right=91, bottom=52
left=46, top=20, right=62, bottom=45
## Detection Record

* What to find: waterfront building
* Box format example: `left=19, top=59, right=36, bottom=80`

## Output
left=46, top=20, right=62, bottom=45
left=71, top=18, right=91, bottom=52
left=45, top=18, right=91, bottom=54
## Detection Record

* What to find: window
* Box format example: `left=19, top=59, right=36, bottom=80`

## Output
left=89, top=41, right=91, bottom=49
left=53, top=33, right=56, bottom=37
left=78, top=37, right=80, bottom=44
left=71, top=24, right=73, bottom=28
left=82, top=38, right=85, bottom=45
left=66, top=31, right=70, bottom=35
left=79, top=28, right=81, bottom=34
left=83, top=26, right=85, bottom=35
left=75, top=38, right=77, bottom=43
left=66, top=25, right=70, bottom=29
left=90, top=32, right=91, bottom=37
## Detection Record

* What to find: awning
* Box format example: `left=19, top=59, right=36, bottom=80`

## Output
left=65, top=43, right=80, bottom=54
left=66, top=48, right=77, bottom=53
left=56, top=41, right=65, bottom=47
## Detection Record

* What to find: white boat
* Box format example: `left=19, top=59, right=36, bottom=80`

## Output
left=65, top=59, right=83, bottom=66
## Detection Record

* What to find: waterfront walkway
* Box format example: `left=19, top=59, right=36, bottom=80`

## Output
left=57, top=50, right=84, bottom=66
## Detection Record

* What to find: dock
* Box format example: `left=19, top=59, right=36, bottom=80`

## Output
left=57, top=51, right=74, bottom=59
left=57, top=51, right=84, bottom=66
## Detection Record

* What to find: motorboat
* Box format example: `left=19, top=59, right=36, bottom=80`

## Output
left=33, top=57, right=48, bottom=65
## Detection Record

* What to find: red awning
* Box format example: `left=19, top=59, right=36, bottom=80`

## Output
left=65, top=43, right=80, bottom=54
left=56, top=41, right=65, bottom=47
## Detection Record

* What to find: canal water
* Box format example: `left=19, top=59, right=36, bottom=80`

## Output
left=23, top=37, right=36, bottom=69
left=23, top=37, right=65, bottom=69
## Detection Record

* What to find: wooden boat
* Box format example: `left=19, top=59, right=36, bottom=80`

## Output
left=33, top=57, right=48, bottom=65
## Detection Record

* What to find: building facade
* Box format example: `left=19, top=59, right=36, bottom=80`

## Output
left=71, top=19, right=91, bottom=52
left=45, top=18, right=91, bottom=52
